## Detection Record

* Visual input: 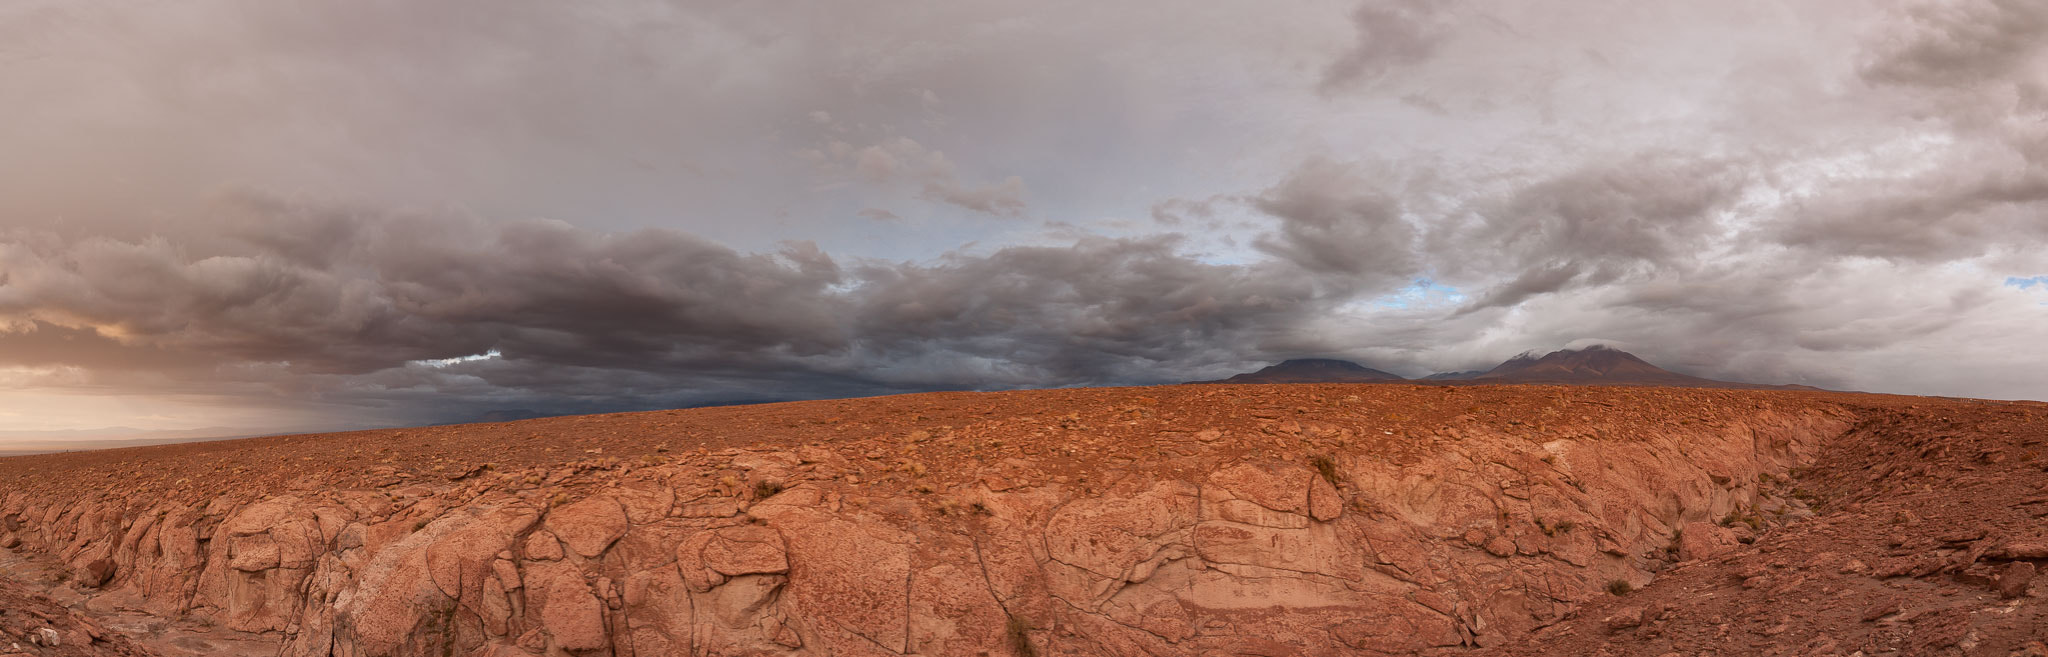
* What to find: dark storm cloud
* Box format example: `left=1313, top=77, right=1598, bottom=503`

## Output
left=0, top=196, right=1369, bottom=422
left=0, top=199, right=847, bottom=382
left=1486, top=154, right=1746, bottom=269
left=1457, top=263, right=1584, bottom=314
left=851, top=236, right=1328, bottom=386
left=1251, top=158, right=1419, bottom=283
left=1440, top=153, right=1749, bottom=311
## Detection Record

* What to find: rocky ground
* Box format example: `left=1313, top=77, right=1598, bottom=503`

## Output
left=0, top=575, right=151, bottom=657
left=0, top=384, right=2041, bottom=656
left=1468, top=399, right=2048, bottom=657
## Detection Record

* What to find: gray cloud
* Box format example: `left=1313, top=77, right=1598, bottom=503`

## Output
left=7, top=0, right=2048, bottom=432
left=1768, top=161, right=2048, bottom=261
left=809, top=136, right=1028, bottom=217
left=1252, top=158, right=1419, bottom=283
left=0, top=197, right=1358, bottom=425
left=1321, top=0, right=1458, bottom=94
left=857, top=208, right=904, bottom=222
left=1489, top=154, right=1746, bottom=269
left=1, top=200, right=850, bottom=387
left=1860, top=0, right=2048, bottom=89
left=1437, top=153, right=1749, bottom=311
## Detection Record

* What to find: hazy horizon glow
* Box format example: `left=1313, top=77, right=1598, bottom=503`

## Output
left=3, top=0, right=2047, bottom=433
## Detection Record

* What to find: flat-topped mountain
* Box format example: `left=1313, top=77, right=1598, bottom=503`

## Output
left=1205, top=358, right=1405, bottom=383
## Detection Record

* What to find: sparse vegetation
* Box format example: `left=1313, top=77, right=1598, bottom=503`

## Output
left=1310, top=454, right=1341, bottom=486
left=1538, top=518, right=1576, bottom=536
left=753, top=480, right=786, bottom=500
left=1721, top=508, right=1764, bottom=531
left=1006, top=614, right=1038, bottom=657
left=1607, top=579, right=1632, bottom=595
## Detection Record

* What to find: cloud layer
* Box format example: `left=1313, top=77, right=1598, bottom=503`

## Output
left=2, top=0, right=2046, bottom=430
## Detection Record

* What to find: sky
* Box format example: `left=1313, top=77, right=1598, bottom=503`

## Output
left=2, top=0, right=2046, bottom=434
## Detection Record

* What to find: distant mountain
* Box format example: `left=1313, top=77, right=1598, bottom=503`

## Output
left=1470, top=345, right=1753, bottom=387
left=0, top=427, right=274, bottom=457
left=1198, top=346, right=1813, bottom=390
left=1202, top=358, right=1406, bottom=384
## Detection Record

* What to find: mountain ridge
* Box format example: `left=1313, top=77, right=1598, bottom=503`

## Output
left=1201, top=358, right=1406, bottom=384
left=1204, top=345, right=1814, bottom=390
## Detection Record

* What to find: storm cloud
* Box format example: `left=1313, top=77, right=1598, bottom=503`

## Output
left=2, top=0, right=2047, bottom=432
left=0, top=198, right=1359, bottom=426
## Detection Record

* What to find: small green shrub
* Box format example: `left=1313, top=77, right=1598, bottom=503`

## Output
left=1310, top=455, right=1340, bottom=486
left=1006, top=614, right=1037, bottom=657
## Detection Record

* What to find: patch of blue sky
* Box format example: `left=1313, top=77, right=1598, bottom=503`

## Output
left=1362, top=278, right=1467, bottom=310
left=2007, top=276, right=2048, bottom=306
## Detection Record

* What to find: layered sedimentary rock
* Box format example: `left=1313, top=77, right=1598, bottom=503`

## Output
left=0, top=386, right=1859, bottom=656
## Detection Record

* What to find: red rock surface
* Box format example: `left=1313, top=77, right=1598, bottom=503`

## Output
left=1467, top=400, right=2048, bottom=657
left=0, top=384, right=2042, bottom=656
left=0, top=577, right=152, bottom=657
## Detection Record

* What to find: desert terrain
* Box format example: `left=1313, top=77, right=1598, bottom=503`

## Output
left=1, top=384, right=2044, bottom=656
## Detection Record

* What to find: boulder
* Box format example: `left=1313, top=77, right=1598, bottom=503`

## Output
left=1999, top=561, right=2036, bottom=599
left=77, top=558, right=116, bottom=588
left=539, top=570, right=609, bottom=651
left=1677, top=521, right=1740, bottom=561
left=544, top=497, right=628, bottom=558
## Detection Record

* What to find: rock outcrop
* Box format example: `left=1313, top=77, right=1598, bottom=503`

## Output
left=0, top=386, right=1868, bottom=655
left=0, top=575, right=154, bottom=657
